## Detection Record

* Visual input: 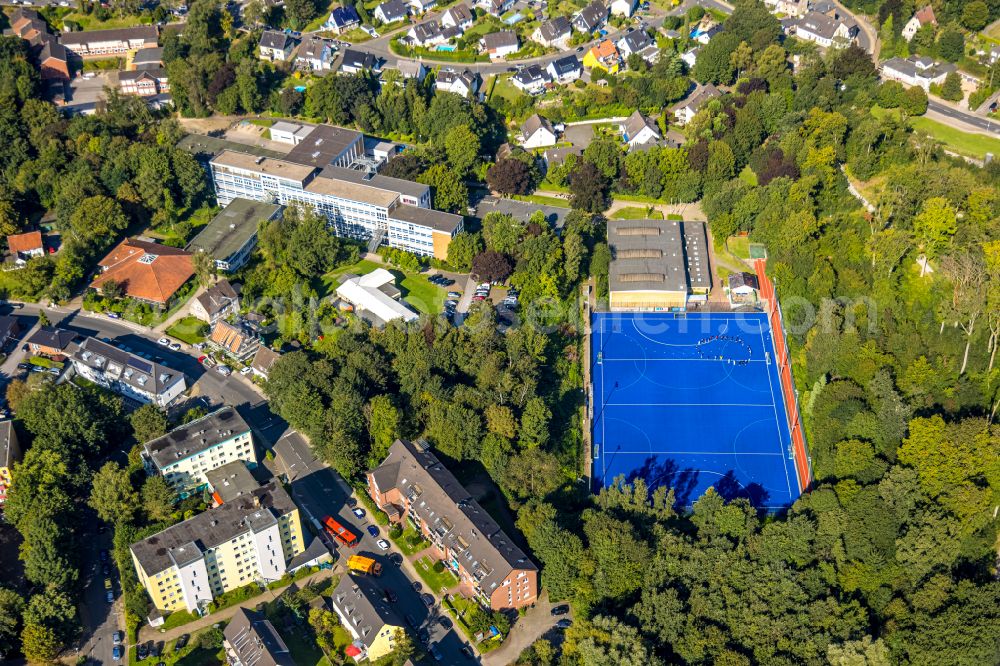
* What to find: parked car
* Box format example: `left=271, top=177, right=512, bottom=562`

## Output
left=47, top=367, right=60, bottom=375
left=240, top=366, right=253, bottom=376
left=405, top=613, right=418, bottom=628
left=383, top=588, right=397, bottom=603
left=106, top=311, right=120, bottom=319
left=169, top=343, right=181, bottom=351
left=215, top=365, right=231, bottom=376
left=376, top=538, right=390, bottom=550
left=137, top=642, right=149, bottom=660
left=366, top=525, right=379, bottom=537
left=112, top=645, right=123, bottom=661
left=16, top=363, right=29, bottom=371
left=151, top=641, right=162, bottom=657
left=157, top=337, right=169, bottom=346
left=352, top=507, right=365, bottom=519
left=174, top=634, right=189, bottom=651
left=411, top=581, right=422, bottom=591
left=113, top=631, right=124, bottom=645
left=197, top=355, right=207, bottom=364
left=106, top=590, right=114, bottom=603
left=551, top=604, right=570, bottom=616
left=429, top=643, right=444, bottom=662
left=389, top=552, right=403, bottom=566
left=447, top=291, right=461, bottom=298
left=438, top=616, right=452, bottom=629
left=556, top=619, right=573, bottom=629
left=421, top=593, right=435, bottom=607
left=104, top=577, right=112, bottom=590
left=99, top=550, right=109, bottom=563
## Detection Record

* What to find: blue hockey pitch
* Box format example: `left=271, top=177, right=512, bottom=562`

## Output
left=591, top=312, right=799, bottom=509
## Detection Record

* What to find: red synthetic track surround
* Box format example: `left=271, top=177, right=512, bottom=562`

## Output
left=754, top=258, right=812, bottom=493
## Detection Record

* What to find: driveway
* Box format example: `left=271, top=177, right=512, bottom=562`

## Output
left=482, top=592, right=561, bottom=666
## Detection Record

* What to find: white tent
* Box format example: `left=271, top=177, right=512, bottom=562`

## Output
left=336, top=268, right=419, bottom=324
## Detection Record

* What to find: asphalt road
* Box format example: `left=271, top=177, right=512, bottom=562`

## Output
left=74, top=515, right=122, bottom=666
left=927, top=99, right=1000, bottom=136
left=275, top=433, right=478, bottom=664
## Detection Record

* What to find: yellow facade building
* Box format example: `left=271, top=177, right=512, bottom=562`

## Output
left=130, top=480, right=305, bottom=614
left=331, top=574, right=405, bottom=662
left=0, top=421, right=22, bottom=508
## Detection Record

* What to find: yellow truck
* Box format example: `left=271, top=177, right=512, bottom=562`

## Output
left=347, top=555, right=382, bottom=577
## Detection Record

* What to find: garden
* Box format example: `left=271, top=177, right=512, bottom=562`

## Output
left=413, top=556, right=460, bottom=593
left=166, top=316, right=209, bottom=345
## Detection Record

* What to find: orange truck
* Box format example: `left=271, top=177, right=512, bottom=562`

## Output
left=322, top=516, right=359, bottom=548
left=347, top=555, right=382, bottom=576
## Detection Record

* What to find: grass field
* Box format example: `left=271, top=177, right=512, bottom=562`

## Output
left=320, top=259, right=444, bottom=313
left=910, top=116, right=1000, bottom=160
left=166, top=316, right=208, bottom=345
left=414, top=556, right=459, bottom=593
left=511, top=193, right=570, bottom=207
left=391, top=526, right=431, bottom=555
left=611, top=206, right=663, bottom=219
left=727, top=235, right=751, bottom=259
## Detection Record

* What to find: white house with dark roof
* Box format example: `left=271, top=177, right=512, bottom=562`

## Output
left=620, top=110, right=660, bottom=149
left=340, top=49, right=380, bottom=74
left=297, top=36, right=335, bottom=70
left=521, top=114, right=558, bottom=148
left=617, top=29, right=659, bottom=64
left=532, top=16, right=572, bottom=48
left=546, top=54, right=582, bottom=83
left=190, top=279, right=240, bottom=324
left=441, top=2, right=473, bottom=30
left=435, top=68, right=481, bottom=97
left=791, top=10, right=858, bottom=48
left=477, top=0, right=514, bottom=17
left=374, top=0, right=408, bottom=23
left=902, top=5, right=936, bottom=42
left=72, top=337, right=186, bottom=407
left=574, top=1, right=607, bottom=33
left=407, top=0, right=437, bottom=13
left=610, top=0, right=636, bottom=17
left=325, top=4, right=361, bottom=33
left=396, top=59, right=428, bottom=81
left=881, top=56, right=955, bottom=91
left=481, top=30, right=519, bottom=59
left=259, top=30, right=295, bottom=61
left=511, top=64, right=550, bottom=94
left=675, top=82, right=721, bottom=125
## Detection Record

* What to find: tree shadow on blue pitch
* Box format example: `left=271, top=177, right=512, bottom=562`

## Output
left=627, top=456, right=702, bottom=508
left=713, top=470, right=770, bottom=509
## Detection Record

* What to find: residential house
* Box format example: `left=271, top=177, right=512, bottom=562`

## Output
left=90, top=238, right=195, bottom=307
left=330, top=575, right=405, bottom=662
left=118, top=67, right=169, bottom=96
left=574, top=1, right=608, bottom=33
left=396, top=59, right=428, bottom=81
left=0, top=316, right=19, bottom=347
left=520, top=113, right=558, bottom=148
left=441, top=3, right=474, bottom=30
left=259, top=30, right=295, bottom=61
left=250, top=346, right=281, bottom=380
left=187, top=198, right=282, bottom=272
left=791, top=10, right=858, bottom=48
left=543, top=145, right=582, bottom=169
left=297, top=37, right=335, bottom=71
left=336, top=269, right=418, bottom=325
left=325, top=5, right=361, bottom=34
left=340, top=49, right=380, bottom=74
left=223, top=608, right=296, bottom=666
left=26, top=326, right=77, bottom=356
left=674, top=82, right=721, bottom=125
left=143, top=406, right=255, bottom=498
left=132, top=46, right=163, bottom=68
left=617, top=29, right=659, bottom=64
left=408, top=20, right=455, bottom=47
left=59, top=26, right=158, bottom=57
left=208, top=150, right=463, bottom=259
left=881, top=55, right=955, bottom=91
left=129, top=480, right=305, bottom=613
left=481, top=30, right=519, bottom=59
left=72, top=337, right=187, bottom=407
left=407, top=0, right=438, bottom=14
left=532, top=16, right=572, bottom=48
left=692, top=19, right=722, bottom=45
left=680, top=45, right=700, bottom=68
left=37, top=39, right=70, bottom=81
left=902, top=5, right=936, bottom=42
left=0, top=421, right=21, bottom=508
left=8, top=9, right=48, bottom=41
left=583, top=39, right=621, bottom=73
left=367, top=439, right=539, bottom=610
left=620, top=110, right=660, bottom=149
left=7, top=231, right=44, bottom=266
left=190, top=279, right=240, bottom=325
left=435, top=68, right=481, bottom=97
left=546, top=54, right=582, bottom=83
left=477, top=0, right=514, bottom=17
left=763, top=0, right=807, bottom=17
left=8, top=12, right=69, bottom=80
left=374, top=0, right=409, bottom=23
left=209, top=319, right=261, bottom=362
left=511, top=64, right=550, bottom=94
left=610, top=0, right=636, bottom=18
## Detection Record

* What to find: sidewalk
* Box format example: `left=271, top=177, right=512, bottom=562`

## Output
left=137, top=569, right=334, bottom=643
left=481, top=590, right=558, bottom=666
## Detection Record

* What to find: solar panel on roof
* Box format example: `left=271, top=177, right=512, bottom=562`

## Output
left=128, top=357, right=153, bottom=373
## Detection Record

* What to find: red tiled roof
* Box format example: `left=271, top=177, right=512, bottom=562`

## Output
left=915, top=5, right=936, bottom=26
left=90, top=238, right=194, bottom=304
left=8, top=231, right=42, bottom=254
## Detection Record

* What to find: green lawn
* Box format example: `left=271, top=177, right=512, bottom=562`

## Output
left=909, top=116, right=1000, bottom=161
left=391, top=526, right=431, bottom=555
left=319, top=259, right=382, bottom=296
left=610, top=206, right=662, bottom=220
left=167, top=316, right=209, bottom=345
left=511, top=193, right=570, bottom=207
left=491, top=75, right=530, bottom=104
left=414, top=556, right=459, bottom=593
left=281, top=627, right=331, bottom=666
left=727, top=235, right=751, bottom=260
left=399, top=272, right=445, bottom=314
